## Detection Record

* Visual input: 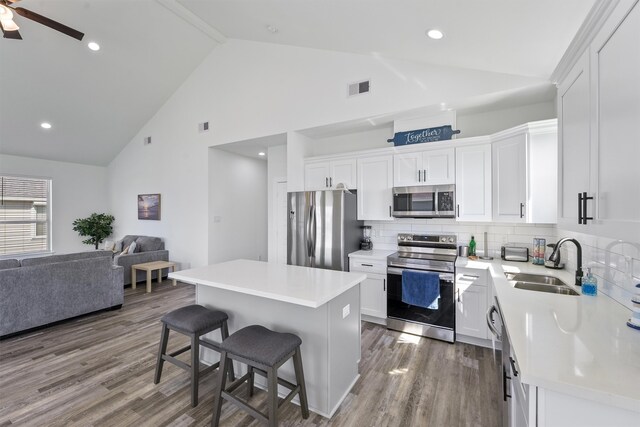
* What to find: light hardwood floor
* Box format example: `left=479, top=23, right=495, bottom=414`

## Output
left=0, top=282, right=502, bottom=426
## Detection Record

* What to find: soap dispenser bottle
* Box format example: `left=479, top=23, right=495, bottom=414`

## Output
left=582, top=268, right=598, bottom=296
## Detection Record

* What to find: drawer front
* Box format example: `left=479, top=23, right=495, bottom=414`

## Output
left=455, top=267, right=487, bottom=287
left=349, top=258, right=387, bottom=275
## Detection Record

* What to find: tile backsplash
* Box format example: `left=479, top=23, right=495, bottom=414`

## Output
left=365, top=219, right=639, bottom=310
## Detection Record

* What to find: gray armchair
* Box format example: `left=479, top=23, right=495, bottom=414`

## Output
left=113, top=235, right=169, bottom=286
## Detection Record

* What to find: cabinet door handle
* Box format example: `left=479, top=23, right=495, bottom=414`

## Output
left=383, top=279, right=386, bottom=292
left=462, top=274, right=480, bottom=279
left=330, top=177, right=333, bottom=187
left=325, top=177, right=329, bottom=188
left=578, top=192, right=583, bottom=224
left=509, top=357, right=519, bottom=377
left=519, top=202, right=524, bottom=219
left=503, top=367, right=512, bottom=401
left=423, top=169, right=427, bottom=181
left=389, top=205, right=392, bottom=217
left=582, top=192, right=593, bottom=224
left=456, top=204, right=460, bottom=218
left=418, top=170, right=421, bottom=182
left=457, top=288, right=460, bottom=302
left=361, top=263, right=373, bottom=267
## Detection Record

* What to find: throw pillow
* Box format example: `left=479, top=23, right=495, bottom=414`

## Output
left=114, top=239, right=123, bottom=252
left=103, top=240, right=115, bottom=251
left=120, top=245, right=130, bottom=256
left=128, top=240, right=137, bottom=254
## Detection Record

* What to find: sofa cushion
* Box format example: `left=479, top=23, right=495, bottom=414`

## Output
left=0, top=259, right=20, bottom=270
left=128, top=241, right=137, bottom=254
left=114, top=239, right=123, bottom=252
left=122, top=235, right=139, bottom=249
left=20, top=251, right=112, bottom=267
left=135, top=236, right=163, bottom=252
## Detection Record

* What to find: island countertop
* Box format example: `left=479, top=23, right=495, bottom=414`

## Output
left=169, top=259, right=366, bottom=309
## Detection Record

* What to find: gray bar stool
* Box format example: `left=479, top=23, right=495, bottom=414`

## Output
left=210, top=325, right=309, bottom=427
left=154, top=304, right=235, bottom=407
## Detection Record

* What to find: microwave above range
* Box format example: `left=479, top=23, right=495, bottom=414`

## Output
left=392, top=184, right=455, bottom=218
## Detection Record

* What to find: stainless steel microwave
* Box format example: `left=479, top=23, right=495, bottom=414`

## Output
left=392, top=184, right=455, bottom=218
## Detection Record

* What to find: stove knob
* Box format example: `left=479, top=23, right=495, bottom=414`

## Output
left=399, top=236, right=405, bottom=241
left=441, top=237, right=446, bottom=242
left=449, top=237, right=455, bottom=243
left=407, top=236, right=412, bottom=240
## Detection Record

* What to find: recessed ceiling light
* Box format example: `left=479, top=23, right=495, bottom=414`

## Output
left=266, top=25, right=278, bottom=34
left=87, top=42, right=100, bottom=51
left=40, top=122, right=52, bottom=129
left=258, top=152, right=266, bottom=156
left=426, top=29, right=444, bottom=40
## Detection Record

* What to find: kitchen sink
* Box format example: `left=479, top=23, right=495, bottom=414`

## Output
left=505, top=273, right=580, bottom=296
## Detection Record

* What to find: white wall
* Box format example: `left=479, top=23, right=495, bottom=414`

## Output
left=208, top=149, right=267, bottom=264
left=267, top=145, right=287, bottom=262
left=0, top=154, right=109, bottom=254
left=308, top=127, right=393, bottom=157
left=457, top=101, right=556, bottom=138
left=107, top=39, right=549, bottom=267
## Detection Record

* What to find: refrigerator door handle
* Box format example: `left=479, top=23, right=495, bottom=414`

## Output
left=309, top=204, right=317, bottom=267
left=306, top=204, right=313, bottom=259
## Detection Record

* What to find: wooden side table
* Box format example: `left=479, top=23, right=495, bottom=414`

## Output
left=131, top=261, right=177, bottom=293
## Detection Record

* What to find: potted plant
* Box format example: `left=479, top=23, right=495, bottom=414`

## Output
left=72, top=213, right=115, bottom=249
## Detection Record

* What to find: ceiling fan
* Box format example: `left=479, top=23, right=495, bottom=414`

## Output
left=0, top=0, right=83, bottom=41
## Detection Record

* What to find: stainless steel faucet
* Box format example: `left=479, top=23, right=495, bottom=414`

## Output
left=549, top=238, right=583, bottom=287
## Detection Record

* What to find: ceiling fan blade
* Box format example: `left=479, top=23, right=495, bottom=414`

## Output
left=13, top=7, right=84, bottom=40
left=0, top=20, right=22, bottom=39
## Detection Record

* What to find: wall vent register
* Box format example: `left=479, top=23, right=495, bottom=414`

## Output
left=348, top=79, right=370, bottom=97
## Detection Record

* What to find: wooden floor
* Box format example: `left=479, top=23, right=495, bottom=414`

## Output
left=0, top=282, right=502, bottom=426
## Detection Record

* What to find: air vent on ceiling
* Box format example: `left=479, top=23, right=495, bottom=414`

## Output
left=199, top=121, right=209, bottom=133
left=348, top=79, right=370, bottom=97
left=143, top=136, right=152, bottom=145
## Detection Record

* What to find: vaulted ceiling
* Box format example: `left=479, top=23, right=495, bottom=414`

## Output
left=0, top=0, right=594, bottom=166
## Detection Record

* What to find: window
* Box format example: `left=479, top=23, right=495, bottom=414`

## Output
left=0, top=175, right=52, bottom=256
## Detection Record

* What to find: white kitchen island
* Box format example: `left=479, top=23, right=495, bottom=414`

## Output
left=169, top=259, right=366, bottom=418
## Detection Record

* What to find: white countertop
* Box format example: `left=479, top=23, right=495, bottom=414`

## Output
left=456, top=257, right=640, bottom=413
left=169, top=259, right=366, bottom=309
left=348, top=249, right=396, bottom=260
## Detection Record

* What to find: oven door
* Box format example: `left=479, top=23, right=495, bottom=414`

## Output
left=386, top=266, right=455, bottom=341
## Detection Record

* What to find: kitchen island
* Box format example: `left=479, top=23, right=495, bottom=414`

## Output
left=169, top=259, right=366, bottom=418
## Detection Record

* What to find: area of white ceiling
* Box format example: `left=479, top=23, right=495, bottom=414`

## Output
left=0, top=0, right=596, bottom=167
left=177, top=0, right=595, bottom=79
left=0, top=0, right=218, bottom=166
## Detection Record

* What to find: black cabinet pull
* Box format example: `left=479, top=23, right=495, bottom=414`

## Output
left=361, top=263, right=373, bottom=267
left=510, top=357, right=519, bottom=377
left=383, top=279, right=386, bottom=292
left=582, top=192, right=593, bottom=224
left=325, top=177, right=329, bottom=188
left=457, top=288, right=460, bottom=302
left=389, top=205, right=392, bottom=217
left=457, top=204, right=460, bottom=218
left=578, top=192, right=583, bottom=224
left=519, top=202, right=525, bottom=218
left=330, top=177, right=333, bottom=187
left=417, top=170, right=421, bottom=182
left=503, top=367, right=512, bottom=401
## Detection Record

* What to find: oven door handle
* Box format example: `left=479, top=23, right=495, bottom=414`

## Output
left=387, top=267, right=454, bottom=283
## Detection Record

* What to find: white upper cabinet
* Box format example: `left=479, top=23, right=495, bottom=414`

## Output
left=492, top=121, right=558, bottom=224
left=556, top=0, right=640, bottom=242
left=456, top=142, right=492, bottom=222
left=304, top=157, right=356, bottom=191
left=357, top=155, right=394, bottom=221
left=393, top=147, right=455, bottom=186
left=557, top=51, right=591, bottom=229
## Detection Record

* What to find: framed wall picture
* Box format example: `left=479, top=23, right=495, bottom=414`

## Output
left=138, top=194, right=161, bottom=220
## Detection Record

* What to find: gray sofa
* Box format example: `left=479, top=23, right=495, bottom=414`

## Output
left=0, top=251, right=124, bottom=338
left=113, top=235, right=169, bottom=286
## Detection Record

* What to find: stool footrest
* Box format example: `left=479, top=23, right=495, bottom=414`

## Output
left=199, top=339, right=222, bottom=352
left=224, top=372, right=252, bottom=394
left=221, top=390, right=269, bottom=424
left=251, top=366, right=298, bottom=393
left=168, top=345, right=191, bottom=358
left=162, top=354, right=190, bottom=372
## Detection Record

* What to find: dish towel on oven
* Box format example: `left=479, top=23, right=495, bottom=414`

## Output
left=401, top=270, right=440, bottom=309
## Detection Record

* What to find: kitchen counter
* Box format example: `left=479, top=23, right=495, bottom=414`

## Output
left=170, top=259, right=365, bottom=308
left=456, top=257, right=640, bottom=414
left=169, top=259, right=365, bottom=418
left=348, top=249, right=396, bottom=259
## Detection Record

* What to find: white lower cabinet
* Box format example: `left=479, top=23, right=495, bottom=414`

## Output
left=455, top=268, right=488, bottom=339
left=349, top=257, right=387, bottom=321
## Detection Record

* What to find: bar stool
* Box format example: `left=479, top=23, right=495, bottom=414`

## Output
left=154, top=304, right=235, bottom=407
left=210, top=325, right=309, bottom=427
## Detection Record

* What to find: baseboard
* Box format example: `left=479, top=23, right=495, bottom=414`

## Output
left=361, top=314, right=386, bottom=326
left=456, top=334, right=501, bottom=350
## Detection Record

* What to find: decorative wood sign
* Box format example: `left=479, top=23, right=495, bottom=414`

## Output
left=387, top=125, right=461, bottom=146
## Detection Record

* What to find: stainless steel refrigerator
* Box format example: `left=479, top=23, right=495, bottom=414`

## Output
left=287, top=190, right=363, bottom=271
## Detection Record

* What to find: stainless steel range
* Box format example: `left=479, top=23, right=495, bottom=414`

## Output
left=387, top=233, right=457, bottom=343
